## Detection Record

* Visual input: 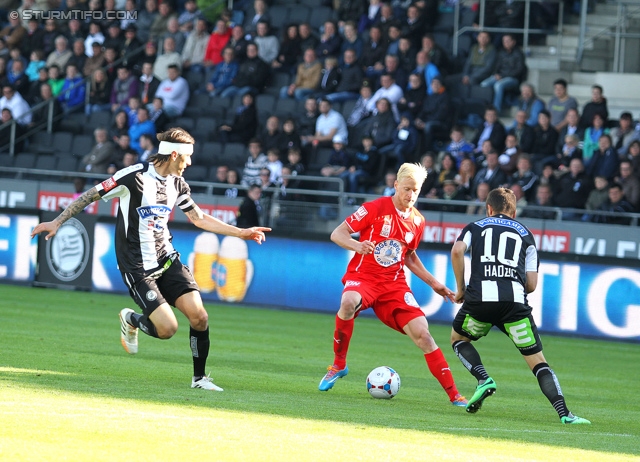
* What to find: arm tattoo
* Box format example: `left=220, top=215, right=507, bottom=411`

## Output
left=54, top=187, right=101, bottom=226
left=185, top=205, right=204, bottom=223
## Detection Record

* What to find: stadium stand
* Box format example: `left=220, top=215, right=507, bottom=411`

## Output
left=0, top=0, right=638, bottom=228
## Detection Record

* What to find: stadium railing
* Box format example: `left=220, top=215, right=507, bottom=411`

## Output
left=452, top=0, right=565, bottom=59
left=0, top=42, right=147, bottom=156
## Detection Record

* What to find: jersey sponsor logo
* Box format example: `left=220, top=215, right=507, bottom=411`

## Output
left=353, top=206, right=368, bottom=221
left=405, top=232, right=414, bottom=244
left=45, top=217, right=90, bottom=282
left=344, top=280, right=361, bottom=288
left=380, top=215, right=392, bottom=237
left=404, top=292, right=419, bottom=307
left=137, top=204, right=172, bottom=220
left=475, top=217, right=529, bottom=237
left=100, top=177, right=117, bottom=193
left=146, top=290, right=158, bottom=301
left=373, top=239, right=403, bottom=267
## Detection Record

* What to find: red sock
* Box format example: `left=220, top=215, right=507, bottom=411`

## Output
left=333, top=316, right=354, bottom=369
left=425, top=348, right=459, bottom=401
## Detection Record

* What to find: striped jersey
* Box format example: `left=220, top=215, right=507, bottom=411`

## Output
left=456, top=214, right=538, bottom=304
left=95, top=162, right=196, bottom=275
left=344, top=196, right=426, bottom=281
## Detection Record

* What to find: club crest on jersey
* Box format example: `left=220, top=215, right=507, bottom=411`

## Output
left=373, top=239, right=402, bottom=267
left=404, top=292, right=419, bottom=307
left=380, top=215, right=392, bottom=238
left=405, top=232, right=414, bottom=243
left=413, top=215, right=421, bottom=226
left=353, top=206, right=368, bottom=221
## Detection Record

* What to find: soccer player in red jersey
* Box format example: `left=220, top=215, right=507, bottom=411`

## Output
left=319, top=163, right=468, bottom=406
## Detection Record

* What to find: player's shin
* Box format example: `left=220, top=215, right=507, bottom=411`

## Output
left=333, top=315, right=354, bottom=369
left=129, top=312, right=159, bottom=338
left=452, top=340, right=489, bottom=382
left=532, top=362, right=570, bottom=418
left=425, top=348, right=459, bottom=401
left=190, top=327, right=210, bottom=379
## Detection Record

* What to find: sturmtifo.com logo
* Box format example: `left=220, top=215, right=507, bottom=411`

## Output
left=11, top=9, right=138, bottom=21
left=45, top=217, right=90, bottom=282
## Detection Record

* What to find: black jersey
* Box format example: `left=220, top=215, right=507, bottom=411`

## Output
left=456, top=214, right=538, bottom=304
left=95, top=162, right=196, bottom=275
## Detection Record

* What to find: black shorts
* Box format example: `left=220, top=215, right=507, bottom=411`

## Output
left=452, top=301, right=543, bottom=355
left=122, top=255, right=200, bottom=317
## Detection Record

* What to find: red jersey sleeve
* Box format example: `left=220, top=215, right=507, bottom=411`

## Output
left=345, top=202, right=379, bottom=234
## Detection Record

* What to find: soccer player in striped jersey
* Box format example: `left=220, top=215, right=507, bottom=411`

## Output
left=31, top=128, right=271, bottom=392
left=318, top=162, right=468, bottom=407
left=450, top=187, right=590, bottom=424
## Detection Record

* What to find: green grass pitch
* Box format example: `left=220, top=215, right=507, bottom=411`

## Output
left=0, top=284, right=638, bottom=461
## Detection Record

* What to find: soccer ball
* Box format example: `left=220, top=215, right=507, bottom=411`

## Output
left=366, top=366, right=401, bottom=399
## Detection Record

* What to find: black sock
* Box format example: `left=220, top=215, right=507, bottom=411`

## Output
left=532, top=362, right=569, bottom=418
left=190, top=327, right=210, bottom=379
left=129, top=312, right=159, bottom=338
left=452, top=340, right=489, bottom=382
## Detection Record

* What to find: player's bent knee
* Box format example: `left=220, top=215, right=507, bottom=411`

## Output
left=189, top=310, right=209, bottom=330
left=156, top=320, right=179, bottom=339
left=157, top=326, right=178, bottom=339
left=339, top=291, right=361, bottom=318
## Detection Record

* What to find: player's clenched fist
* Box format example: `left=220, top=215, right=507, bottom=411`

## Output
left=356, top=240, right=375, bottom=255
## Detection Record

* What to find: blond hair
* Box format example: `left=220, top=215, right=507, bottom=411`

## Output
left=397, top=162, right=427, bottom=187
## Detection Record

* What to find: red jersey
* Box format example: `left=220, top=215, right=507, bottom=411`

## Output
left=344, top=196, right=426, bottom=282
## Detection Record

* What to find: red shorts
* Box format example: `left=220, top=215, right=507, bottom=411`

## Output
left=342, top=273, right=425, bottom=333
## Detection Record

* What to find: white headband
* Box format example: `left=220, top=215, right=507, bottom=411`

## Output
left=158, top=141, right=194, bottom=155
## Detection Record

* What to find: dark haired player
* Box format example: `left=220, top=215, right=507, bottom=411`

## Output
left=31, top=128, right=271, bottom=391
left=450, top=187, right=590, bottom=424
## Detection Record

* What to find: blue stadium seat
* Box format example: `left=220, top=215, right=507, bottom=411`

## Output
left=193, top=117, right=217, bottom=142
left=34, top=154, right=58, bottom=171
left=274, top=98, right=298, bottom=118
left=183, top=164, right=208, bottom=182
left=13, top=152, right=37, bottom=169
left=199, top=141, right=223, bottom=167
left=269, top=5, right=290, bottom=30
left=223, top=142, right=247, bottom=169
left=70, top=134, right=94, bottom=158
left=309, top=6, right=333, bottom=30
left=287, top=5, right=311, bottom=25
left=256, top=94, right=276, bottom=114
left=55, top=155, right=79, bottom=172
left=434, top=11, right=456, bottom=32
left=53, top=132, right=74, bottom=155
left=265, top=72, right=292, bottom=96
left=29, top=132, right=54, bottom=153
left=171, top=116, right=196, bottom=132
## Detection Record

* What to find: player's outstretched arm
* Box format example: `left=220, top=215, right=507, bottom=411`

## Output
left=30, top=187, right=101, bottom=241
left=185, top=205, right=271, bottom=244
left=451, top=241, right=467, bottom=303
left=330, top=221, right=375, bottom=254
left=405, top=249, right=456, bottom=302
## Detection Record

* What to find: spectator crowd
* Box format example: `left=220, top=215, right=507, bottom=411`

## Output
left=0, top=0, right=638, bottom=224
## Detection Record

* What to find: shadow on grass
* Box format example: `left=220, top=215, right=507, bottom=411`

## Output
left=1, top=285, right=639, bottom=457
